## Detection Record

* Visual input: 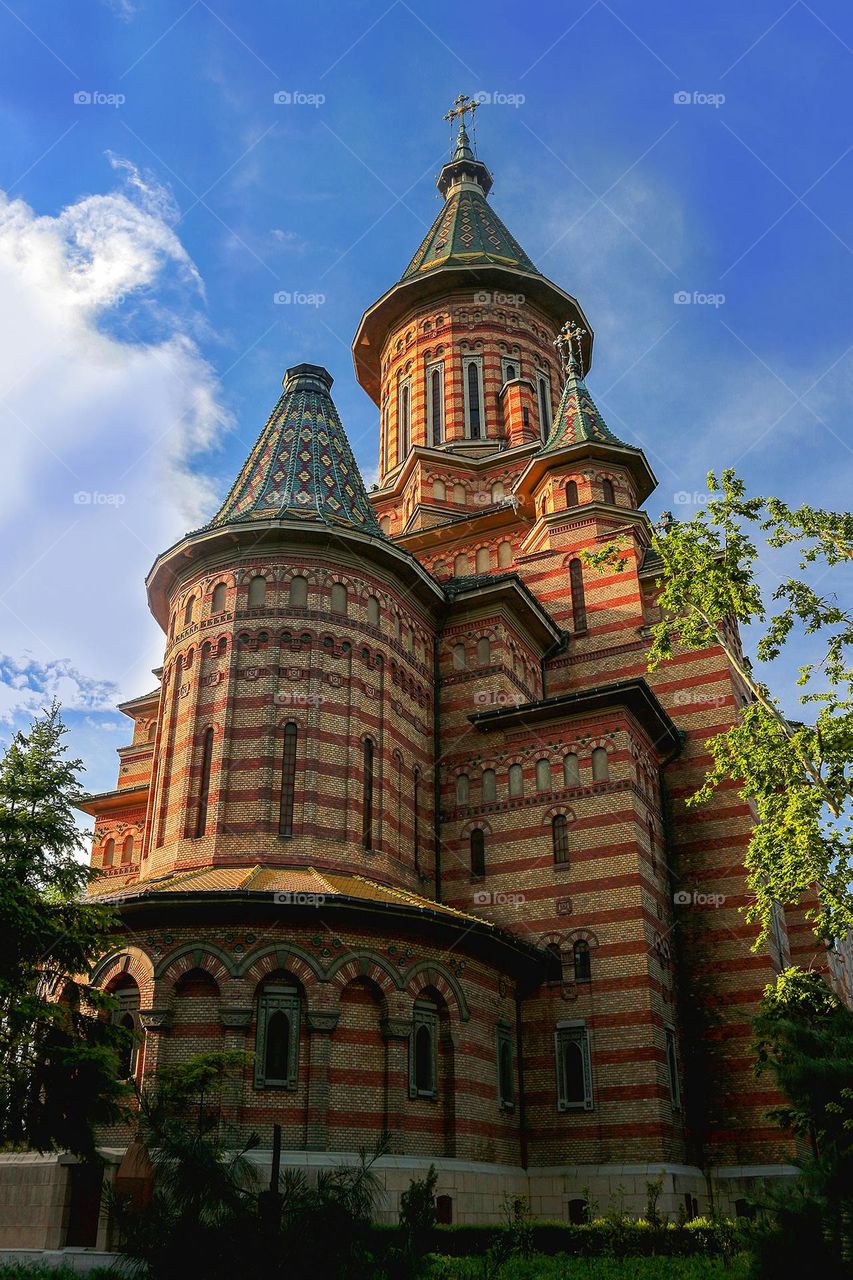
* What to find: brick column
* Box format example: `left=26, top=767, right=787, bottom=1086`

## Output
left=219, top=1006, right=253, bottom=1139
left=381, top=1017, right=411, bottom=1155
left=137, top=1008, right=172, bottom=1084
left=305, top=1010, right=338, bottom=1151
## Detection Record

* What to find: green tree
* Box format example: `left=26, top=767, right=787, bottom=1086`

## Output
left=587, top=470, right=853, bottom=945
left=0, top=702, right=127, bottom=1154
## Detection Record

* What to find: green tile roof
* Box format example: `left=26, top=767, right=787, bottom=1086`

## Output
left=540, top=354, right=626, bottom=453
left=208, top=364, right=382, bottom=536
left=402, top=186, right=539, bottom=280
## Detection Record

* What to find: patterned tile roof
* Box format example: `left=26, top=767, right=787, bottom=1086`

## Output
left=207, top=364, right=382, bottom=536
left=540, top=351, right=627, bottom=453
left=402, top=186, right=539, bottom=280
left=88, top=863, right=485, bottom=926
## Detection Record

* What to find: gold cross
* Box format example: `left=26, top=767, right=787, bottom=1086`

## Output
left=444, top=93, right=478, bottom=126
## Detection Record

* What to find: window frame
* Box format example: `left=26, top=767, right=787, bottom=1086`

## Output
left=500, top=356, right=519, bottom=385
left=496, top=1023, right=515, bottom=1111
left=410, top=1001, right=439, bottom=1099
left=555, top=1022, right=594, bottom=1112
left=426, top=361, right=444, bottom=446
left=462, top=355, right=485, bottom=439
left=665, top=1024, right=681, bottom=1109
left=254, top=985, right=300, bottom=1090
left=278, top=721, right=298, bottom=838
left=552, top=813, right=570, bottom=866
left=536, top=370, right=552, bottom=440
left=397, top=377, right=412, bottom=461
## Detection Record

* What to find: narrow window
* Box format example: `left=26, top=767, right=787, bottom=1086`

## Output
left=501, top=358, right=518, bottom=384
left=413, top=767, right=421, bottom=871
left=382, top=398, right=389, bottom=475
left=464, top=360, right=483, bottom=438
left=279, top=722, right=298, bottom=837
left=102, top=838, right=115, bottom=867
left=537, top=373, right=552, bottom=440
left=477, top=636, right=491, bottom=666
left=410, top=1002, right=438, bottom=1098
left=602, top=478, right=615, bottom=505
left=573, top=939, right=591, bottom=981
left=482, top=768, right=496, bottom=803
left=432, top=478, right=446, bottom=501
left=552, top=814, right=569, bottom=865
left=194, top=726, right=215, bottom=838
left=367, top=595, right=380, bottom=627
left=508, top=763, right=524, bottom=798
left=398, top=381, right=410, bottom=460
left=569, top=559, right=587, bottom=633
left=330, top=582, right=347, bottom=615
left=362, top=738, right=374, bottom=850
left=117, top=1012, right=136, bottom=1078
left=665, top=1026, right=681, bottom=1108
left=491, top=481, right=504, bottom=503
left=497, top=1026, right=515, bottom=1109
left=563, top=753, right=580, bottom=787
left=211, top=582, right=227, bottom=613
left=289, top=576, right=308, bottom=607
left=429, top=366, right=443, bottom=445
left=454, top=552, right=469, bottom=577
left=121, top=834, right=134, bottom=865
left=592, top=747, right=609, bottom=782
left=183, top=595, right=196, bottom=627
left=455, top=774, right=469, bottom=806
left=255, top=986, right=300, bottom=1089
left=536, top=758, right=552, bottom=792
left=565, top=480, right=579, bottom=508
left=248, top=575, right=266, bottom=608
left=470, top=828, right=485, bottom=879
left=555, top=1024, right=593, bottom=1111
left=498, top=541, right=512, bottom=568
left=476, top=547, right=490, bottom=574
left=452, top=643, right=466, bottom=671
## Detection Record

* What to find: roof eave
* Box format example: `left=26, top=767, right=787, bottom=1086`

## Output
left=515, top=439, right=658, bottom=504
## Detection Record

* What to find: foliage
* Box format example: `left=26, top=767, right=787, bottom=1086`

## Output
left=424, top=1251, right=751, bottom=1279
left=395, top=1162, right=439, bottom=1272
left=749, top=967, right=853, bottom=1276
left=585, top=469, right=853, bottom=945
left=0, top=703, right=127, bottom=1156
left=405, top=1216, right=742, bottom=1259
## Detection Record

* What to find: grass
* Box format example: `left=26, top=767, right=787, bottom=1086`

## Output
left=426, top=1255, right=751, bottom=1280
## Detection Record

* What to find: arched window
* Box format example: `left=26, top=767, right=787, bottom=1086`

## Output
left=194, top=726, right=215, bottom=837
left=508, top=763, right=524, bottom=798
left=470, top=828, right=485, bottom=879
left=102, top=838, right=115, bottom=867
left=452, top=643, right=466, bottom=671
left=117, top=1012, right=136, bottom=1078
left=552, top=814, right=569, bottom=865
left=497, top=1031, right=514, bottom=1109
left=477, top=636, right=491, bottom=666
left=380, top=515, right=391, bottom=536
left=121, top=834, right=134, bottom=865
left=536, top=758, right=552, bottom=792
left=498, top=541, right=512, bottom=568
left=565, top=480, right=579, bottom=508
left=248, top=575, right=266, bottom=608
left=211, top=582, right=227, bottom=614
left=573, top=940, right=591, bottom=981
left=432, top=478, right=446, bottom=501
left=279, top=722, right=298, bottom=837
left=465, top=360, right=482, bottom=438
left=476, top=547, right=490, bottom=574
left=289, top=576, right=308, bottom=608
left=537, top=372, right=552, bottom=439
left=183, top=595, right=196, bottom=627
left=366, top=595, right=380, bottom=627
left=491, top=481, right=504, bottom=503
left=453, top=482, right=466, bottom=505
left=362, top=738, right=374, bottom=850
left=398, top=381, right=410, bottom=459
left=592, top=747, right=610, bottom=782
left=482, top=768, right=496, bottom=803
left=563, top=753, right=580, bottom=787
left=602, top=478, right=615, bottom=504
left=411, top=1001, right=437, bottom=1097
left=430, top=366, right=443, bottom=445
left=113, top=980, right=140, bottom=1080
left=569, top=559, right=587, bottom=633
left=455, top=774, right=469, bottom=806
left=454, top=553, right=469, bottom=577
left=255, top=985, right=300, bottom=1089
left=556, top=1024, right=592, bottom=1110
left=330, top=582, right=347, bottom=615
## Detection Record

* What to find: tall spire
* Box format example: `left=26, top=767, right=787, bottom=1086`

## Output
left=541, top=321, right=625, bottom=451
left=208, top=364, right=382, bottom=535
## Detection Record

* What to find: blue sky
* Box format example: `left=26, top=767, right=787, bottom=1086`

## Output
left=0, top=0, right=851, bottom=799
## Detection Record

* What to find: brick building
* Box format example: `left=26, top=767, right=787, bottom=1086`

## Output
left=65, top=106, right=827, bottom=1229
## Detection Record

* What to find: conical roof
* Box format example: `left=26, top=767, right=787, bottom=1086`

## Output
left=541, top=348, right=626, bottom=452
left=208, top=364, right=382, bottom=535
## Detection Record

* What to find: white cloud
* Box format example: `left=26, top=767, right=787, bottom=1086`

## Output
left=0, top=158, right=230, bottom=757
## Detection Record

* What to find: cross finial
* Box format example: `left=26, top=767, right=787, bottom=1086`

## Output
left=555, top=320, right=587, bottom=374
left=444, top=92, right=477, bottom=127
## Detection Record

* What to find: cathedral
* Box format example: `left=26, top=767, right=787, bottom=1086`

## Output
left=72, top=101, right=824, bottom=1226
